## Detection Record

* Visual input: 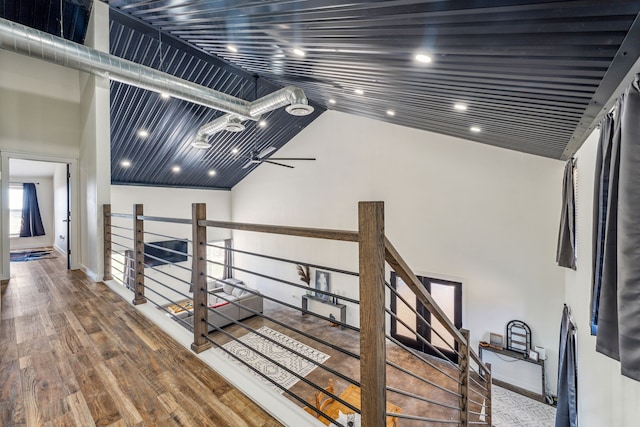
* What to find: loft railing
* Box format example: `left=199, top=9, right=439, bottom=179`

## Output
left=103, top=201, right=492, bottom=426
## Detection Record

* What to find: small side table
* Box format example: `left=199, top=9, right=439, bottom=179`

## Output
left=302, top=295, right=346, bottom=329
left=479, top=345, right=546, bottom=402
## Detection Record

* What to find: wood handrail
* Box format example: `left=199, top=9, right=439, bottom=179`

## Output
left=384, top=237, right=490, bottom=374
left=200, top=219, right=359, bottom=242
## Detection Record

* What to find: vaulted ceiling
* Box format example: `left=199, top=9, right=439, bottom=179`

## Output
left=3, top=1, right=640, bottom=189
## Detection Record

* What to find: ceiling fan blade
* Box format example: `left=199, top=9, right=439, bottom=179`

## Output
left=263, top=160, right=294, bottom=169
left=242, top=161, right=254, bottom=169
left=267, top=157, right=316, bottom=161
left=258, top=146, right=276, bottom=159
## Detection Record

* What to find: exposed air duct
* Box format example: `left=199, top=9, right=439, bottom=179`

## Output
left=193, top=86, right=316, bottom=148
left=0, top=17, right=314, bottom=126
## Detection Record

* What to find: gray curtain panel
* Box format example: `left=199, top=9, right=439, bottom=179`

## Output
left=556, top=159, right=576, bottom=269
left=555, top=305, right=578, bottom=427
left=594, top=75, right=640, bottom=381
left=590, top=112, right=615, bottom=335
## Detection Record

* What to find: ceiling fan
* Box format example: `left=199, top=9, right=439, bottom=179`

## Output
left=242, top=146, right=315, bottom=169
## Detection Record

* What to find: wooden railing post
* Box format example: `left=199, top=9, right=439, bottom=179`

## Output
left=132, top=204, right=147, bottom=305
left=484, top=362, right=492, bottom=426
left=191, top=203, right=212, bottom=354
left=459, top=329, right=471, bottom=426
left=358, top=201, right=386, bottom=427
left=103, top=204, right=112, bottom=281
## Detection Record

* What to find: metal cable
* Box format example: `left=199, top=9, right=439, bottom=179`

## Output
left=143, top=274, right=192, bottom=302
left=205, top=287, right=361, bottom=361
left=391, top=413, right=461, bottom=424
left=385, top=308, right=460, bottom=369
left=108, top=231, right=134, bottom=242
left=469, top=375, right=489, bottom=392
left=143, top=252, right=192, bottom=273
left=206, top=242, right=359, bottom=277
left=111, top=241, right=134, bottom=252
left=146, top=264, right=193, bottom=287
left=385, top=359, right=461, bottom=399
left=110, top=223, right=134, bottom=230
left=385, top=281, right=461, bottom=358
left=145, top=241, right=192, bottom=258
left=386, top=335, right=462, bottom=393
left=386, top=386, right=461, bottom=411
left=198, top=298, right=359, bottom=388
left=200, top=330, right=358, bottom=421
left=206, top=276, right=358, bottom=332
left=206, top=261, right=359, bottom=305
left=143, top=292, right=194, bottom=330
left=143, top=229, right=193, bottom=243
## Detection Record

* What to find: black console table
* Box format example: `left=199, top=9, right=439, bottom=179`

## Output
left=301, top=295, right=346, bottom=329
left=479, top=345, right=546, bottom=402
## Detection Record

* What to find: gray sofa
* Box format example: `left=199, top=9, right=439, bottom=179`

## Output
left=186, top=278, right=263, bottom=333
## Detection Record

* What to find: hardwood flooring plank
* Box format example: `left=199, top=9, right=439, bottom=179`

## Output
left=66, top=392, right=97, bottom=427
left=1, top=256, right=281, bottom=427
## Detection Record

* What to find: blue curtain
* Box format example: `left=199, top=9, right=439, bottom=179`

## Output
left=555, top=305, right=578, bottom=427
left=19, top=183, right=45, bottom=237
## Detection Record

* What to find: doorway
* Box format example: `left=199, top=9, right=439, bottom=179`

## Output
left=390, top=272, right=462, bottom=363
left=8, top=159, right=71, bottom=267
left=1, top=152, right=79, bottom=279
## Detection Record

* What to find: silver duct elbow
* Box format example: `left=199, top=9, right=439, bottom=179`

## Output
left=249, top=86, right=314, bottom=117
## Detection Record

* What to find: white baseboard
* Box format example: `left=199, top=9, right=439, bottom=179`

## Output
left=80, top=264, right=98, bottom=282
left=53, top=245, right=66, bottom=256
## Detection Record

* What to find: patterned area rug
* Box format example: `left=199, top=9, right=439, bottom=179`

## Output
left=492, top=385, right=556, bottom=427
left=217, top=326, right=330, bottom=394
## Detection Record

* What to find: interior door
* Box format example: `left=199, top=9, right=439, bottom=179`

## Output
left=66, top=164, right=71, bottom=269
left=390, top=272, right=462, bottom=362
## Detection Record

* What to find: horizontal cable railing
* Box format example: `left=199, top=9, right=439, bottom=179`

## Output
left=102, top=202, right=492, bottom=426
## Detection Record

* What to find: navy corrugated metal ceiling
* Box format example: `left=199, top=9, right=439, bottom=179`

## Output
left=109, top=10, right=324, bottom=190
left=0, top=0, right=91, bottom=44
left=109, top=0, right=640, bottom=161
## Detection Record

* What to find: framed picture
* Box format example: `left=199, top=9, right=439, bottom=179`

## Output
left=315, top=270, right=331, bottom=300
left=489, top=333, right=504, bottom=350
left=528, top=349, right=539, bottom=361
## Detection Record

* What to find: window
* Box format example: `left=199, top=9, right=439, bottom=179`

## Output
left=9, top=186, right=23, bottom=236
left=206, top=240, right=227, bottom=280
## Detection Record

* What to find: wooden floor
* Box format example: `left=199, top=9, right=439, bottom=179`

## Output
left=0, top=256, right=282, bottom=427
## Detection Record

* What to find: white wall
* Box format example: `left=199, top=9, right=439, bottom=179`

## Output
left=231, top=110, right=566, bottom=395
left=79, top=0, right=111, bottom=281
left=53, top=163, right=68, bottom=254
left=9, top=178, right=54, bottom=250
left=564, top=130, right=640, bottom=426
left=110, top=185, right=232, bottom=303
left=0, top=50, right=81, bottom=159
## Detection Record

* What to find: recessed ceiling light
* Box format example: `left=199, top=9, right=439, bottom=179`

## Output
left=227, top=45, right=238, bottom=53
left=293, top=48, right=306, bottom=57
left=386, top=110, right=395, bottom=116
left=258, top=120, right=267, bottom=128
left=328, top=98, right=336, bottom=104
left=415, top=54, right=432, bottom=63
left=121, top=160, right=131, bottom=168
left=454, top=103, right=467, bottom=111
left=172, top=165, right=181, bottom=173
left=137, top=129, right=149, bottom=138
left=354, top=89, right=364, bottom=95
left=208, top=169, right=216, bottom=176
left=160, top=92, right=170, bottom=99
left=231, top=148, right=239, bottom=155
left=470, top=126, right=481, bottom=133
